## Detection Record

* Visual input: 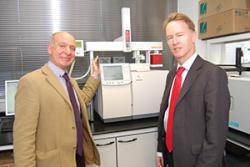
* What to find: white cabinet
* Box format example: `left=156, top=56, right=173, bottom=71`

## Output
left=117, top=131, right=157, bottom=167
left=94, top=138, right=117, bottom=167
left=87, top=127, right=157, bottom=167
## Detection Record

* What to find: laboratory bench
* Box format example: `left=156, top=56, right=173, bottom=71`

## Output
left=90, top=114, right=158, bottom=135
left=0, top=115, right=158, bottom=167
left=1, top=115, right=250, bottom=167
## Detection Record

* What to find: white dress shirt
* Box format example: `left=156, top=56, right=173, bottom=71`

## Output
left=47, top=61, right=81, bottom=113
left=157, top=52, right=198, bottom=157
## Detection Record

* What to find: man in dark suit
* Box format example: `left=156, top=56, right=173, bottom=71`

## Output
left=156, top=12, right=230, bottom=167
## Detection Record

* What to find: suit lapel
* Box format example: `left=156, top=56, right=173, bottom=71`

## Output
left=166, top=70, right=176, bottom=98
left=177, top=56, right=203, bottom=104
left=161, top=69, right=176, bottom=112
left=41, top=64, right=72, bottom=107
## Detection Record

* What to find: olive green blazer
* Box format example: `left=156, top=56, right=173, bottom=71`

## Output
left=14, top=64, right=100, bottom=167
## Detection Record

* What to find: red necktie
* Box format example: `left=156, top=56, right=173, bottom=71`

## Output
left=166, top=67, right=185, bottom=152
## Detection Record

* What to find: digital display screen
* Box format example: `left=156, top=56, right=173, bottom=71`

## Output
left=103, top=65, right=123, bottom=80
left=5, top=80, right=19, bottom=116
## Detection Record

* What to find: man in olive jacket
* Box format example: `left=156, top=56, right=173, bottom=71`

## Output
left=14, top=32, right=100, bottom=167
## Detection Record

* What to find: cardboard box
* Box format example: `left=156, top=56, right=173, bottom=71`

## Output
left=199, top=9, right=250, bottom=39
left=199, top=0, right=250, bottom=18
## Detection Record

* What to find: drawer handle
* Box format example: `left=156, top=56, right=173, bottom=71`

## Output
left=118, top=138, right=137, bottom=143
left=96, top=141, right=115, bottom=146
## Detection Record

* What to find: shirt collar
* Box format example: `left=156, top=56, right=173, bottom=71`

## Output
left=47, top=61, right=66, bottom=78
left=177, top=52, right=198, bottom=71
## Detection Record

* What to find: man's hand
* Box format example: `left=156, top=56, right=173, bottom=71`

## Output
left=156, top=156, right=165, bottom=167
left=91, top=56, right=100, bottom=79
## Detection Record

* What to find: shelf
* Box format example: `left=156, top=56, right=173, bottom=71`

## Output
left=0, top=145, right=13, bottom=151
left=85, top=41, right=162, bottom=52
left=205, top=32, right=250, bottom=64
left=206, top=32, right=250, bottom=44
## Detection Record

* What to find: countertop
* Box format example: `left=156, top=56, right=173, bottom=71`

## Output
left=90, top=114, right=159, bottom=135
left=0, top=115, right=159, bottom=165
left=0, top=114, right=159, bottom=147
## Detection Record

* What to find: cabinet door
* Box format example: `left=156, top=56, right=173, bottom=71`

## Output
left=87, top=138, right=116, bottom=167
left=117, top=131, right=157, bottom=167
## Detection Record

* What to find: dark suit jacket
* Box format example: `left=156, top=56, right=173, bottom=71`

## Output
left=157, top=56, right=230, bottom=167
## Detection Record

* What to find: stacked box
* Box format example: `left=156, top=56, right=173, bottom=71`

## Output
left=198, top=0, right=250, bottom=39
left=199, top=0, right=250, bottom=18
